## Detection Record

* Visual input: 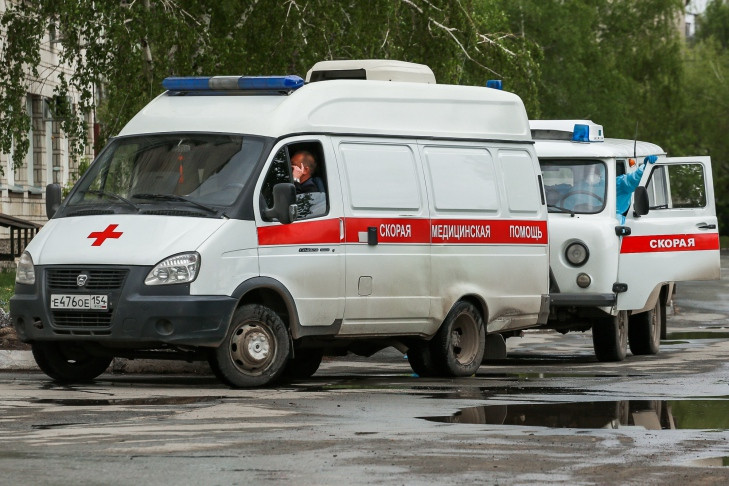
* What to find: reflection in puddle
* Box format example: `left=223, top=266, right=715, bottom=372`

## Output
left=33, top=396, right=223, bottom=406
left=665, top=331, right=729, bottom=340
left=691, top=456, right=729, bottom=467
left=423, top=399, right=729, bottom=430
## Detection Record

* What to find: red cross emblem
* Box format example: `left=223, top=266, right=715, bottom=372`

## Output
left=88, top=224, right=123, bottom=246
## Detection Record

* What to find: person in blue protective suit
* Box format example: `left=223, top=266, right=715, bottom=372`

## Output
left=616, top=155, right=657, bottom=223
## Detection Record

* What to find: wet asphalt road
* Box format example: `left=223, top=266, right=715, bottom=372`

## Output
left=0, top=254, right=728, bottom=485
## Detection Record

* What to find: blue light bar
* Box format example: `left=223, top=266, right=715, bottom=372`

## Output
left=572, top=123, right=604, bottom=142
left=486, top=79, right=503, bottom=90
left=238, top=76, right=304, bottom=90
left=162, top=77, right=212, bottom=91
left=162, top=75, right=305, bottom=92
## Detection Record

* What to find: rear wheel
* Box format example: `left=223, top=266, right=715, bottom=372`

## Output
left=407, top=341, right=438, bottom=377
left=430, top=301, right=485, bottom=377
left=592, top=310, right=628, bottom=362
left=628, top=299, right=663, bottom=355
left=31, top=342, right=112, bottom=382
left=209, top=305, right=290, bottom=388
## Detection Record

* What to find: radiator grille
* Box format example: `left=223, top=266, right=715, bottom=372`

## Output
left=51, top=310, right=114, bottom=328
left=47, top=268, right=128, bottom=291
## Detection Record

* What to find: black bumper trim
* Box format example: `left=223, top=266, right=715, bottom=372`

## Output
left=549, top=293, right=615, bottom=307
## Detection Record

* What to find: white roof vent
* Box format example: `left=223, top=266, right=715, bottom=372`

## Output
left=306, top=59, right=436, bottom=84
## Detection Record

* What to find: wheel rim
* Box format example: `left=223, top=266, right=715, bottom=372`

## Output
left=229, top=322, right=275, bottom=376
left=451, top=313, right=479, bottom=365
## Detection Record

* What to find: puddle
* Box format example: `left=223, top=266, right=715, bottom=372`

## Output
left=665, top=331, right=729, bottom=340
left=33, top=396, right=223, bottom=406
left=690, top=456, right=729, bottom=467
left=478, top=372, right=645, bottom=380
left=422, top=399, right=729, bottom=430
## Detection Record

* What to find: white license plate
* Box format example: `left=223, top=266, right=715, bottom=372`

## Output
left=50, top=294, right=108, bottom=310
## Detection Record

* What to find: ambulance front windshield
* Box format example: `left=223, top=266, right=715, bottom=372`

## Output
left=540, top=160, right=607, bottom=214
left=67, top=133, right=265, bottom=214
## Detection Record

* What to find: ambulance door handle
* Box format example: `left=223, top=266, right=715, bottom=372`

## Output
left=697, top=223, right=716, bottom=230
left=367, top=227, right=378, bottom=245
left=340, top=218, right=345, bottom=241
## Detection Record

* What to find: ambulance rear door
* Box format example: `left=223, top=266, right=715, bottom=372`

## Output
left=617, top=156, right=721, bottom=311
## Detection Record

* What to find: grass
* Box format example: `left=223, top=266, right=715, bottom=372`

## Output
left=0, top=270, right=15, bottom=312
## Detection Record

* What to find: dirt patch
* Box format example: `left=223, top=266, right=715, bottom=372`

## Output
left=0, top=327, right=30, bottom=351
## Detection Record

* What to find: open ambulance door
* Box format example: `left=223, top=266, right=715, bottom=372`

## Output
left=617, top=156, right=721, bottom=311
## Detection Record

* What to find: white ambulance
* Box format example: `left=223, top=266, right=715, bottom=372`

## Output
left=532, top=120, right=721, bottom=361
left=10, top=61, right=550, bottom=387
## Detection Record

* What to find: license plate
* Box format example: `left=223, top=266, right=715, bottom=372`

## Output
left=50, top=294, right=108, bottom=310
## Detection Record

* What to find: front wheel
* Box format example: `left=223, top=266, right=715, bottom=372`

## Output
left=32, top=342, right=112, bottom=382
left=629, top=299, right=663, bottom=355
left=430, top=301, right=485, bottom=377
left=209, top=305, right=290, bottom=388
left=592, top=310, right=628, bottom=362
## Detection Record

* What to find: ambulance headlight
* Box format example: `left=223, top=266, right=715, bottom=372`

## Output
left=145, top=252, right=200, bottom=285
left=16, top=252, right=35, bottom=285
left=565, top=242, right=589, bottom=267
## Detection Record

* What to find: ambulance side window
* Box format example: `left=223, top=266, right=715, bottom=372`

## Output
left=667, top=164, right=706, bottom=208
left=423, top=146, right=499, bottom=212
left=260, top=143, right=329, bottom=221
left=646, top=164, right=706, bottom=209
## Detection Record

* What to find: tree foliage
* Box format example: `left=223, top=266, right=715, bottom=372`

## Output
left=496, top=0, right=685, bottom=142
left=0, top=0, right=540, bottom=168
left=1, top=0, right=726, bottom=234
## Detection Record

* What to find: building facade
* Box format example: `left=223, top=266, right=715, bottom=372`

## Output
left=0, top=0, right=94, bottom=231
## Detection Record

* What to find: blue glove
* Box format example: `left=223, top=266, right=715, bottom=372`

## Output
left=644, top=155, right=658, bottom=165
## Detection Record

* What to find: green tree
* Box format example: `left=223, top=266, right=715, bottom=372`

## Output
left=696, top=0, right=729, bottom=48
left=672, top=37, right=729, bottom=233
left=0, top=0, right=541, bottom=171
left=497, top=0, right=685, bottom=142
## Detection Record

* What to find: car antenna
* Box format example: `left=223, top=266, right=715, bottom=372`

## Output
left=633, top=121, right=639, bottom=159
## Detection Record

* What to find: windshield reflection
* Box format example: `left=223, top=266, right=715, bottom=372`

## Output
left=540, top=160, right=607, bottom=214
left=67, top=134, right=265, bottom=216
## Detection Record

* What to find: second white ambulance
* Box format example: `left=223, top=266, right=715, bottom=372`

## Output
left=532, top=120, right=720, bottom=361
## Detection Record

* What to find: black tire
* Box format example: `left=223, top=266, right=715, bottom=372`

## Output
left=628, top=299, right=662, bottom=355
left=282, top=348, right=323, bottom=380
left=430, top=301, right=485, bottom=377
left=31, top=342, right=112, bottom=383
left=407, top=341, right=438, bottom=377
left=592, top=310, right=628, bottom=362
left=210, top=304, right=290, bottom=388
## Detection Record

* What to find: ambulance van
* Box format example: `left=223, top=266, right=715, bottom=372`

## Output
left=532, top=120, right=720, bottom=361
left=10, top=61, right=550, bottom=387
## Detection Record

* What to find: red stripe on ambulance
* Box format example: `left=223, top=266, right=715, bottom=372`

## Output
left=257, top=218, right=340, bottom=245
left=344, top=218, right=430, bottom=243
left=258, top=217, right=547, bottom=246
left=431, top=219, right=548, bottom=244
left=620, top=233, right=719, bottom=254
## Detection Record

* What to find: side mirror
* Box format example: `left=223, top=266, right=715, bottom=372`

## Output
left=262, top=183, right=298, bottom=224
left=46, top=183, right=62, bottom=219
left=633, top=186, right=649, bottom=217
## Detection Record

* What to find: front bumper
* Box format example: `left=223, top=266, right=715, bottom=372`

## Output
left=10, top=265, right=237, bottom=347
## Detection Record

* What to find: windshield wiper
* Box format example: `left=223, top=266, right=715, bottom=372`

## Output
left=547, top=204, right=575, bottom=217
left=83, top=190, right=139, bottom=212
left=131, top=193, right=221, bottom=215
